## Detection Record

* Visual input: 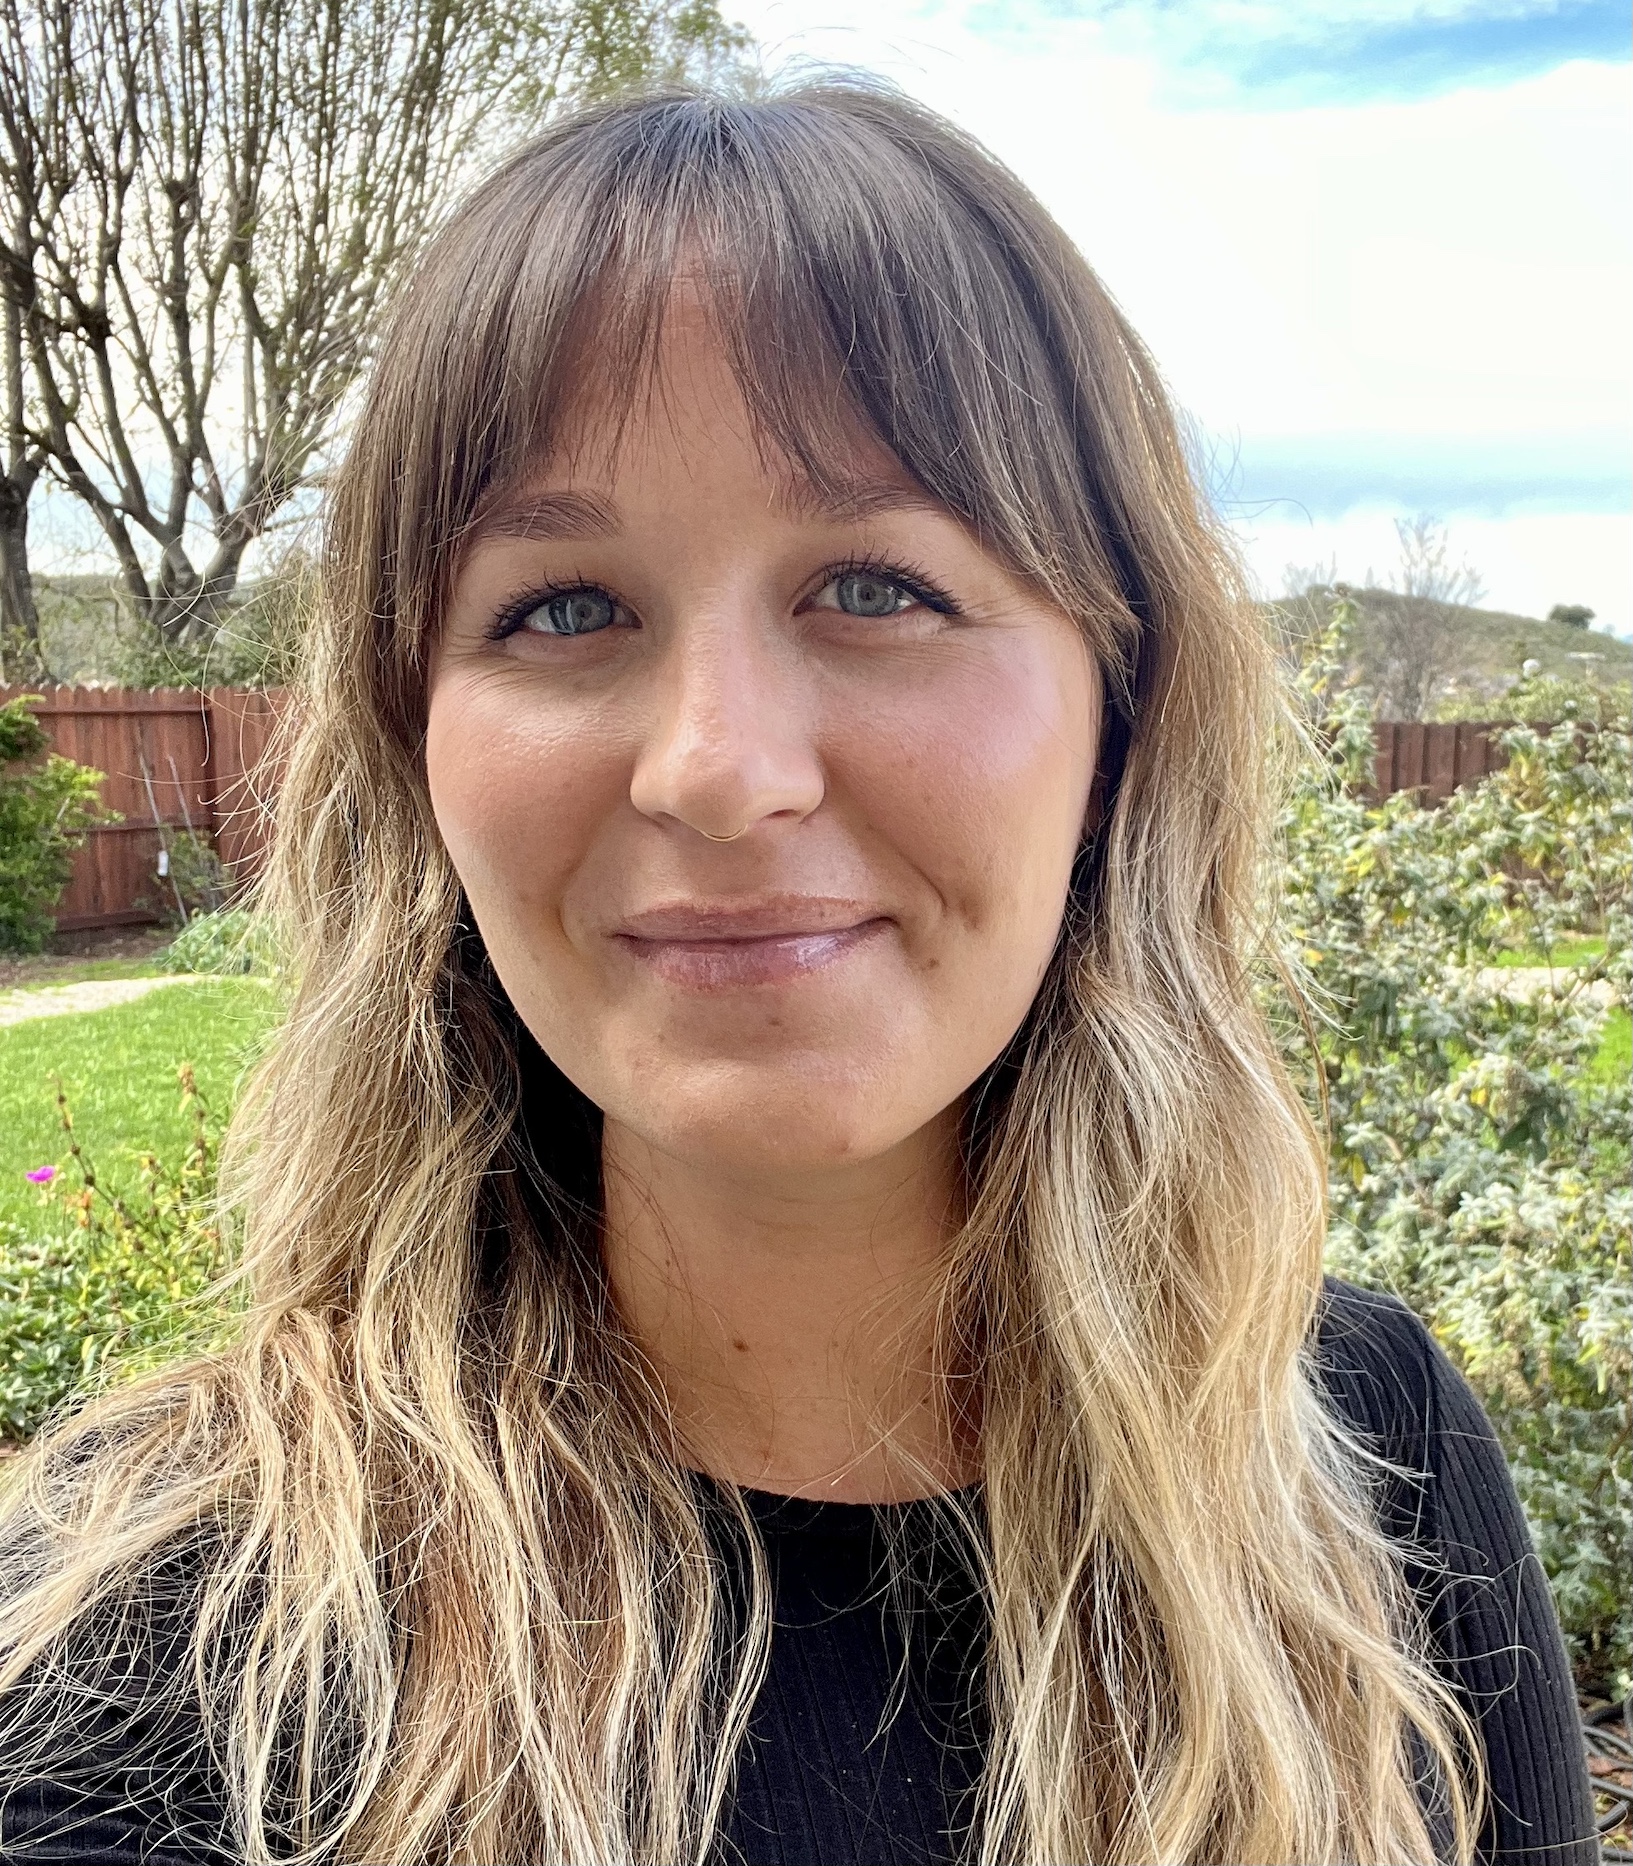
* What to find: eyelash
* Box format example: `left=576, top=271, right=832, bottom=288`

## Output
left=821, top=553, right=961, bottom=618
left=485, top=571, right=611, bottom=642
left=483, top=553, right=962, bottom=641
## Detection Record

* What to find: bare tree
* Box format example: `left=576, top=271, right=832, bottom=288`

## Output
left=0, top=236, right=48, bottom=677
left=1389, top=512, right=1485, bottom=609
left=0, top=0, right=748, bottom=650
left=1366, top=514, right=1485, bottom=718
left=0, top=1, right=62, bottom=674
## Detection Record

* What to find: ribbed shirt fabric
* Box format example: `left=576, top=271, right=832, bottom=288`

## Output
left=0, top=1276, right=1601, bottom=1865
left=714, top=1483, right=988, bottom=1866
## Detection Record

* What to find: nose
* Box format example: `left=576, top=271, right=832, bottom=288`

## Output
left=628, top=614, right=825, bottom=841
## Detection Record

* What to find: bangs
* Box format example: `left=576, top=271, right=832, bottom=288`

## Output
left=377, top=86, right=1167, bottom=708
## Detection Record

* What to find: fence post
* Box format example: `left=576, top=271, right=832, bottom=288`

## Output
left=201, top=686, right=222, bottom=849
left=1371, top=722, right=1397, bottom=798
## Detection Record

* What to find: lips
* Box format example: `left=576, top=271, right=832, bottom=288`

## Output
left=612, top=898, right=889, bottom=989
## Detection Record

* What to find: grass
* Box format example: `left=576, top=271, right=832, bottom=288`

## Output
left=1490, top=937, right=1609, bottom=969
left=0, top=927, right=174, bottom=992
left=0, top=979, right=282, bottom=1236
left=1479, top=940, right=1626, bottom=1080
left=1595, top=1009, right=1631, bottom=1085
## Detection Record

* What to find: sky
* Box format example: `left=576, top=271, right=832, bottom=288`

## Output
left=726, top=0, right=1633, bottom=634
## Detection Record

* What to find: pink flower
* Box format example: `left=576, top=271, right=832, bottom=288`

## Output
left=26, top=1165, right=57, bottom=1184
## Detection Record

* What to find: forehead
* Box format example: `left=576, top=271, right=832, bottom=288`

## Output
left=466, top=285, right=944, bottom=548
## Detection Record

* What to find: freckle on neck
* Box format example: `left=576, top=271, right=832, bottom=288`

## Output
left=733, top=1338, right=749, bottom=1352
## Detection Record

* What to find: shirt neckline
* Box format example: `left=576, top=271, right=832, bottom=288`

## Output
left=698, top=1475, right=985, bottom=1539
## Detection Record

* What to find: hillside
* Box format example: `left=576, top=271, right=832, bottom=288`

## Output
left=1269, top=585, right=1632, bottom=719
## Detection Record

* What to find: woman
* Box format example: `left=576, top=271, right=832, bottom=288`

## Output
left=0, top=82, right=1597, bottom=1866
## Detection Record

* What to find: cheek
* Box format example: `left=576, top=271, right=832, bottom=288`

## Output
left=423, top=673, right=613, bottom=936
left=840, top=640, right=1096, bottom=958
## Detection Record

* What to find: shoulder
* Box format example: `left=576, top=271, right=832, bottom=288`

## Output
left=1306, top=1271, right=1545, bottom=1566
left=1308, top=1273, right=1491, bottom=1475
left=1308, top=1279, right=1600, bottom=1864
left=1310, top=1272, right=1438, bottom=1414
left=0, top=1529, right=232, bottom=1865
left=1306, top=1274, right=1532, bottom=1563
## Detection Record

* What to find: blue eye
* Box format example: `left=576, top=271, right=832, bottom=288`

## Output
left=522, top=588, right=618, bottom=635
left=833, top=571, right=913, bottom=617
left=807, top=561, right=957, bottom=621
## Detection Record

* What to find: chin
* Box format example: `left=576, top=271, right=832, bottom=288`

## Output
left=641, top=1072, right=930, bottom=1176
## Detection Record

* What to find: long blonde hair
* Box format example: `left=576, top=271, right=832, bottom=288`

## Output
left=0, top=81, right=1483, bottom=1865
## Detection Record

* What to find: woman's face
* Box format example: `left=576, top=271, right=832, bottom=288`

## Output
left=427, top=297, right=1102, bottom=1181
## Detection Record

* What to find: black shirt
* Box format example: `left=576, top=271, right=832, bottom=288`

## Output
left=0, top=1277, right=1601, bottom=1865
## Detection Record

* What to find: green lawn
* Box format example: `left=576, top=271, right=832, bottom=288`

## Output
left=0, top=980, right=282, bottom=1235
left=1491, top=937, right=1609, bottom=969
left=3, top=955, right=171, bottom=987
left=1596, top=1008, right=1631, bottom=1085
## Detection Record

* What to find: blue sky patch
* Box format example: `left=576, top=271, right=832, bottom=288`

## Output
left=1198, top=428, right=1633, bottom=520
left=973, top=0, right=1632, bottom=109
left=1223, top=3, right=1629, bottom=107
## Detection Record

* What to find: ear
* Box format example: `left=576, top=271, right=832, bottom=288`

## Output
left=1082, top=767, right=1110, bottom=841
left=1081, top=697, right=1128, bottom=843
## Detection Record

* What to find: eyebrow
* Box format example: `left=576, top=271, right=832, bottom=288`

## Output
left=467, top=489, right=621, bottom=546
left=465, top=475, right=941, bottom=548
left=773, top=475, right=944, bottom=526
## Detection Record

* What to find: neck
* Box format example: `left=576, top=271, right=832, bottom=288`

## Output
left=599, top=1113, right=974, bottom=1503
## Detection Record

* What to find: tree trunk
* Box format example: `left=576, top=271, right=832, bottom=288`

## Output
left=0, top=476, right=44, bottom=680
left=144, top=524, right=259, bottom=645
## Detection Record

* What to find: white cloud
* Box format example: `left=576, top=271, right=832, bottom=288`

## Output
left=737, top=10, right=1629, bottom=430
left=732, top=0, right=1629, bottom=628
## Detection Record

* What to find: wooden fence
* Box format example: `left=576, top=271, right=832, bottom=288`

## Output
left=0, top=685, right=285, bottom=931
left=1, top=690, right=1540, bottom=932
left=1368, top=719, right=1521, bottom=805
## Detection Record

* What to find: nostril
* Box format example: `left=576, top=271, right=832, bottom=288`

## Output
left=628, top=710, right=826, bottom=841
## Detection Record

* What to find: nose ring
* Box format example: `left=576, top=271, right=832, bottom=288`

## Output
left=699, top=824, right=749, bottom=843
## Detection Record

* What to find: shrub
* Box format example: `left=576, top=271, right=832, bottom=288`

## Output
left=0, top=695, right=111, bottom=952
left=1278, top=603, right=1631, bottom=1697
left=163, top=828, right=230, bottom=921
left=0, top=1067, right=230, bottom=1440
left=158, top=904, right=280, bottom=976
left=1432, top=668, right=1631, bottom=726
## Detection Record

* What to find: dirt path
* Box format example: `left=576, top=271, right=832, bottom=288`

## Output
left=0, top=976, right=196, bottom=1028
left=1475, top=966, right=1618, bottom=1008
